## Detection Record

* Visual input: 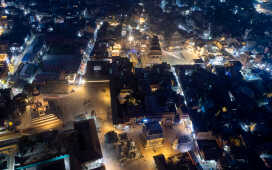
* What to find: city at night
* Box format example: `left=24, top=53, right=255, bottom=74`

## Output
left=1, top=0, right=272, bottom=170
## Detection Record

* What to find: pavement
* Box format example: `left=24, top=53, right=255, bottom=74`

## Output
left=16, top=106, right=32, bottom=131
left=162, top=49, right=198, bottom=65
left=50, top=82, right=111, bottom=128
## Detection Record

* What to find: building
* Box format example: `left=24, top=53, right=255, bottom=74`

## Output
left=147, top=36, right=162, bottom=66
left=15, top=119, right=104, bottom=170
left=154, top=153, right=197, bottom=170
left=32, top=30, right=87, bottom=86
left=86, top=60, right=110, bottom=80
left=173, top=116, right=194, bottom=153
left=0, top=52, right=8, bottom=80
left=18, top=64, right=39, bottom=83
left=16, top=154, right=71, bottom=170
left=15, top=131, right=65, bottom=169
left=0, top=144, right=17, bottom=170
left=73, top=119, right=104, bottom=170
left=164, top=31, right=184, bottom=51
left=34, top=80, right=72, bottom=94
left=0, top=88, right=14, bottom=125
left=153, top=154, right=167, bottom=170
left=143, top=121, right=164, bottom=148
left=111, top=62, right=179, bottom=125
left=108, top=43, right=121, bottom=57
left=197, top=139, right=221, bottom=169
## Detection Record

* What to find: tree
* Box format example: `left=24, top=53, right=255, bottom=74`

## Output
left=104, top=131, right=118, bottom=144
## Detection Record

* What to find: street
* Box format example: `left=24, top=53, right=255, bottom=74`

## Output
left=12, top=35, right=36, bottom=75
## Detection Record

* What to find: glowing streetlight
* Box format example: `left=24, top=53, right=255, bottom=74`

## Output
left=128, top=35, right=134, bottom=42
left=139, top=17, right=145, bottom=24
left=79, top=78, right=86, bottom=85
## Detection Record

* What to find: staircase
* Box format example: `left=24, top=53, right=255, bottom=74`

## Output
left=31, top=113, right=63, bottom=132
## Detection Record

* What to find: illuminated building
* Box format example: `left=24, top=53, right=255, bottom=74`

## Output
left=147, top=36, right=162, bottom=66
left=0, top=53, right=8, bottom=73
left=164, top=31, right=184, bottom=52
left=172, top=135, right=194, bottom=153
left=143, top=121, right=164, bottom=148
left=105, top=16, right=120, bottom=26
left=109, top=43, right=121, bottom=57
left=254, top=0, right=272, bottom=15
left=0, top=16, right=9, bottom=78
left=138, top=8, right=148, bottom=32
left=173, top=115, right=194, bottom=152
left=111, top=62, right=179, bottom=126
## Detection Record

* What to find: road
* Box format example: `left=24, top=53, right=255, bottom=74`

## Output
left=77, top=22, right=104, bottom=82
left=12, top=35, right=36, bottom=75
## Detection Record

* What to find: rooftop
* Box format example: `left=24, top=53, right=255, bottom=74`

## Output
left=73, top=119, right=103, bottom=163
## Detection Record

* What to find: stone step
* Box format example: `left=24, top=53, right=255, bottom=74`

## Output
left=31, top=114, right=57, bottom=124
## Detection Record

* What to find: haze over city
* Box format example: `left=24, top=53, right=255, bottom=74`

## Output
left=1, top=0, right=272, bottom=170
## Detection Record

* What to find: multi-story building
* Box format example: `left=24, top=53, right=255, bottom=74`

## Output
left=146, top=36, right=162, bottom=66
left=0, top=52, right=8, bottom=78
left=164, top=31, right=184, bottom=52
left=143, top=121, right=164, bottom=148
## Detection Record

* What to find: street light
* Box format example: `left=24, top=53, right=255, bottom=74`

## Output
left=79, top=78, right=86, bottom=85
left=128, top=36, right=134, bottom=42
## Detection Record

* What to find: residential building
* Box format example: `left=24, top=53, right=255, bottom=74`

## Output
left=143, top=121, right=164, bottom=148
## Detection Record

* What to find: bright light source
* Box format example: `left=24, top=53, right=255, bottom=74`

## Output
left=79, top=78, right=86, bottom=85
left=143, top=118, right=148, bottom=123
left=223, top=145, right=230, bottom=152
left=36, top=15, right=42, bottom=22
left=128, top=36, right=134, bottom=42
left=184, top=10, right=190, bottom=15
left=139, top=17, right=145, bottom=24
left=77, top=31, right=82, bottom=37
left=240, top=122, right=257, bottom=132
left=47, top=27, right=54, bottom=32
left=10, top=47, right=16, bottom=51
